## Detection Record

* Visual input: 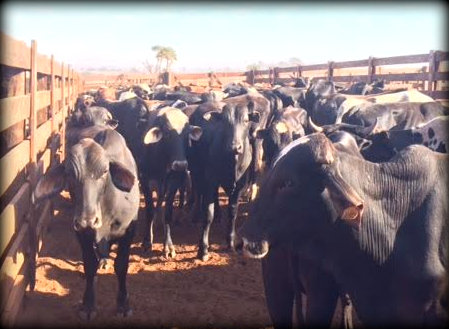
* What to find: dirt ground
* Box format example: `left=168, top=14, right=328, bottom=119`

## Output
left=15, top=192, right=272, bottom=328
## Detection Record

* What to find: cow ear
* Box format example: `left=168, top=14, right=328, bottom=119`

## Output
left=256, top=129, right=268, bottom=139
left=107, top=119, right=119, bottom=129
left=143, top=127, right=162, bottom=144
left=109, top=161, right=135, bottom=192
left=249, top=111, right=260, bottom=123
left=33, top=164, right=66, bottom=202
left=189, top=125, right=203, bottom=141
left=323, top=170, right=364, bottom=229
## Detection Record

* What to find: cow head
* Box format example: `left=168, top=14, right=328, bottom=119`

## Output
left=221, top=103, right=258, bottom=156
left=33, top=138, right=136, bottom=232
left=70, top=105, right=118, bottom=129
left=304, top=79, right=336, bottom=114
left=256, top=108, right=306, bottom=168
left=132, top=84, right=152, bottom=100
left=143, top=107, right=202, bottom=172
left=240, top=133, right=364, bottom=259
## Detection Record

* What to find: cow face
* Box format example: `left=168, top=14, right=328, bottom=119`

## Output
left=304, top=79, right=336, bottom=113
left=132, top=84, right=152, bottom=100
left=143, top=107, right=202, bottom=172
left=256, top=120, right=294, bottom=167
left=33, top=138, right=135, bottom=232
left=240, top=133, right=364, bottom=259
left=70, top=105, right=118, bottom=129
left=220, top=103, right=258, bottom=156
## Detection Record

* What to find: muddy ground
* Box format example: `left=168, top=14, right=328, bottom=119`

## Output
left=16, top=192, right=272, bottom=328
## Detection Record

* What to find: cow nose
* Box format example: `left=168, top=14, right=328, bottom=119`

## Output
left=232, top=143, right=243, bottom=154
left=73, top=217, right=102, bottom=231
left=90, top=217, right=102, bottom=229
left=171, top=160, right=188, bottom=172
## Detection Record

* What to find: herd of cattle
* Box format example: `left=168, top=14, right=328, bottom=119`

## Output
left=32, top=77, right=448, bottom=327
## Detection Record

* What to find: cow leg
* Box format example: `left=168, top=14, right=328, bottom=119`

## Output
left=197, top=184, right=217, bottom=262
left=141, top=179, right=155, bottom=253
left=261, top=246, right=295, bottom=329
left=76, top=232, right=99, bottom=321
left=291, top=251, right=306, bottom=327
left=300, top=258, right=339, bottom=327
left=214, top=188, right=221, bottom=223
left=163, top=185, right=177, bottom=259
left=114, top=220, right=136, bottom=317
left=226, top=189, right=241, bottom=251
left=96, top=238, right=110, bottom=270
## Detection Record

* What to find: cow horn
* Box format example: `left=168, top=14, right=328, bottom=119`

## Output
left=308, top=117, right=324, bottom=133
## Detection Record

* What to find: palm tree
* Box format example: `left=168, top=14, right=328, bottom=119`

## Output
left=151, top=45, right=177, bottom=73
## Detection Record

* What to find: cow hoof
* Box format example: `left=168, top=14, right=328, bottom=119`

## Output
left=78, top=305, right=97, bottom=321
left=142, top=242, right=154, bottom=256
left=197, top=250, right=210, bottom=262
left=165, top=246, right=176, bottom=258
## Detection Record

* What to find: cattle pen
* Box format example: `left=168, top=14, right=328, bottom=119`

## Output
left=1, top=32, right=449, bottom=327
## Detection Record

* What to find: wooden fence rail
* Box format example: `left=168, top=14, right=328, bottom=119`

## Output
left=0, top=33, right=80, bottom=327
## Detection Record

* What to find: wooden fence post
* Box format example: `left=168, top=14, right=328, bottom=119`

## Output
left=28, top=39, right=38, bottom=296
left=367, top=56, right=376, bottom=83
left=269, top=68, right=274, bottom=85
left=273, top=67, right=279, bottom=85
left=327, top=61, right=334, bottom=82
left=60, top=63, right=65, bottom=160
left=427, top=50, right=436, bottom=97
left=246, top=70, right=255, bottom=85
left=29, top=40, right=37, bottom=164
left=50, top=55, right=56, bottom=133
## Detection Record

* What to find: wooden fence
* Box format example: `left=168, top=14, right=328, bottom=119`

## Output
left=0, top=33, right=80, bottom=326
left=82, top=50, right=448, bottom=100
left=82, top=72, right=160, bottom=90
left=248, top=50, right=449, bottom=100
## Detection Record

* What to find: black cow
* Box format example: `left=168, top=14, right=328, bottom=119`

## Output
left=309, top=88, right=435, bottom=126
left=94, top=96, right=151, bottom=158
left=33, top=126, right=140, bottom=320
left=189, top=101, right=259, bottom=261
left=223, top=82, right=252, bottom=98
left=272, top=86, right=307, bottom=109
left=240, top=132, right=448, bottom=327
left=360, top=115, right=449, bottom=162
left=340, top=79, right=386, bottom=95
left=341, top=101, right=448, bottom=131
left=69, top=103, right=118, bottom=130
left=223, top=93, right=272, bottom=199
left=249, top=131, right=361, bottom=328
left=304, top=79, right=337, bottom=118
left=139, top=106, right=202, bottom=258
left=256, top=106, right=308, bottom=167
left=132, top=84, right=152, bottom=100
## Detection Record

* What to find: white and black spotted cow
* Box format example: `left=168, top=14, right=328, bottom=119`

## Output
left=361, top=116, right=448, bottom=162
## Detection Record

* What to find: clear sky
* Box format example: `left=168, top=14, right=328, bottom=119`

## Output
left=1, top=1, right=447, bottom=72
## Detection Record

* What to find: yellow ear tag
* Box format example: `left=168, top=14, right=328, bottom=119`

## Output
left=275, top=121, right=289, bottom=134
